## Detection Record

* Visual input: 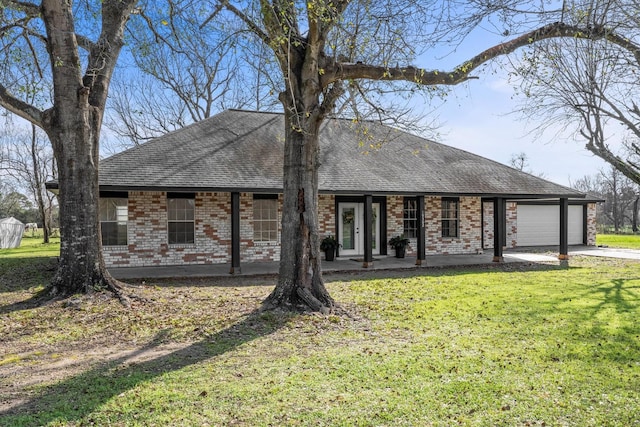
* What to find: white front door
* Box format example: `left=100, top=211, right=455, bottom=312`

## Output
left=338, top=202, right=380, bottom=257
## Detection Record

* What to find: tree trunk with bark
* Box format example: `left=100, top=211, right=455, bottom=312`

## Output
left=633, top=196, right=639, bottom=233
left=37, top=0, right=134, bottom=300
left=44, top=106, right=124, bottom=297
left=263, top=107, right=334, bottom=313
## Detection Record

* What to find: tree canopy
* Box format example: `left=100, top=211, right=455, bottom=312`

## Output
left=515, top=0, right=640, bottom=186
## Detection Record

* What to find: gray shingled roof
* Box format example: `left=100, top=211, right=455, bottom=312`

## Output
left=98, top=109, right=584, bottom=198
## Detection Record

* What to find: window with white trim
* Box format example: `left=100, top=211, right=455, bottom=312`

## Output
left=441, top=197, right=459, bottom=238
left=403, top=197, right=418, bottom=238
left=253, top=195, right=278, bottom=242
left=99, top=197, right=128, bottom=245
left=168, top=194, right=195, bottom=244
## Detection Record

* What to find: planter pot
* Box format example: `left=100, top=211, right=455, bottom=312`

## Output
left=324, top=248, right=336, bottom=261
left=394, top=246, right=406, bottom=258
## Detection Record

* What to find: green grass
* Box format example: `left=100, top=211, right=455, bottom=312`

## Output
left=0, top=235, right=60, bottom=293
left=597, top=233, right=640, bottom=249
left=1, top=247, right=639, bottom=425
left=0, top=234, right=60, bottom=258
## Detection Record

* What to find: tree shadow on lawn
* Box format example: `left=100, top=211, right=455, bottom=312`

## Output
left=0, top=257, right=57, bottom=294
left=586, top=277, right=640, bottom=315
left=0, top=308, right=289, bottom=425
left=535, top=276, right=640, bottom=364
left=0, top=293, right=54, bottom=315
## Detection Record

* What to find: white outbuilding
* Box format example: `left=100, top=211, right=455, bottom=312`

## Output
left=0, top=217, right=25, bottom=249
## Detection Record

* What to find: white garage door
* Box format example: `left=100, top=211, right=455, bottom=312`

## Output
left=517, top=205, right=584, bottom=246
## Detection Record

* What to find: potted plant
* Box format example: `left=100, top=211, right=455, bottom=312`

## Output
left=320, top=235, right=340, bottom=261
left=389, top=235, right=410, bottom=258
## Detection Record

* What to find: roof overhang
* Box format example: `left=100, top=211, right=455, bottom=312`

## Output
left=46, top=180, right=586, bottom=200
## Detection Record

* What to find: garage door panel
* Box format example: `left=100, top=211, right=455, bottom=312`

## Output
left=517, top=205, right=583, bottom=246
left=568, top=207, right=583, bottom=245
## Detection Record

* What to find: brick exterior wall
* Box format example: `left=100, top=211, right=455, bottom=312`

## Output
left=586, top=202, right=597, bottom=246
left=387, top=196, right=405, bottom=238
left=422, top=196, right=483, bottom=255
left=318, top=194, right=336, bottom=237
left=386, top=196, right=407, bottom=255
left=482, top=201, right=518, bottom=250
left=102, top=192, right=598, bottom=268
left=104, top=191, right=284, bottom=267
left=385, top=196, right=483, bottom=256
left=482, top=201, right=493, bottom=249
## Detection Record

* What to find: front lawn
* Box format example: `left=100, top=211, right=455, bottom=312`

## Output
left=597, top=233, right=640, bottom=249
left=0, top=234, right=60, bottom=259
left=0, top=254, right=638, bottom=426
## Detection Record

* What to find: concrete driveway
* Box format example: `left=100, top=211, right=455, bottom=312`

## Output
left=569, top=246, right=640, bottom=260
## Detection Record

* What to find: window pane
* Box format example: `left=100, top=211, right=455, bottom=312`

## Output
left=116, top=223, right=127, bottom=244
left=101, top=223, right=117, bottom=245
left=116, top=205, right=128, bottom=222
left=168, top=221, right=195, bottom=244
left=100, top=198, right=128, bottom=245
left=167, top=199, right=177, bottom=220
left=168, top=197, right=195, bottom=244
left=254, top=198, right=277, bottom=241
left=441, top=198, right=459, bottom=238
left=403, top=198, right=418, bottom=239
left=184, top=199, right=195, bottom=220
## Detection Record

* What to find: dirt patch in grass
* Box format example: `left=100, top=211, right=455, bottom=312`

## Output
left=0, top=271, right=371, bottom=415
left=1, top=273, right=267, bottom=410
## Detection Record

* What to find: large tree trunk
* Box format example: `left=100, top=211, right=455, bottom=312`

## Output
left=45, top=106, right=124, bottom=298
left=35, top=0, right=133, bottom=301
left=263, top=108, right=334, bottom=313
left=633, top=196, right=639, bottom=233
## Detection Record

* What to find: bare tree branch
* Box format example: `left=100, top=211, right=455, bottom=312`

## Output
left=323, top=22, right=614, bottom=87
left=217, top=0, right=272, bottom=46
left=0, top=83, right=44, bottom=126
left=5, top=0, right=41, bottom=16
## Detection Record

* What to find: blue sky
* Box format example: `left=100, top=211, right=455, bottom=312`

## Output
left=430, top=74, right=610, bottom=187
left=412, top=21, right=614, bottom=189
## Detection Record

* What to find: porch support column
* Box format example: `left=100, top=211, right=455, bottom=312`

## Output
left=416, top=195, right=426, bottom=266
left=493, top=197, right=505, bottom=262
left=230, top=192, right=241, bottom=274
left=582, top=204, right=588, bottom=245
left=363, top=194, right=374, bottom=268
left=559, top=197, right=569, bottom=260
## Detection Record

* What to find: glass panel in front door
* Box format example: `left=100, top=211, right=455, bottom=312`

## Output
left=342, top=206, right=356, bottom=250
left=372, top=204, right=378, bottom=251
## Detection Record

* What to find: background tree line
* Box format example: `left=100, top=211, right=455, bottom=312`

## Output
left=0, top=121, right=58, bottom=240
left=573, top=166, right=640, bottom=233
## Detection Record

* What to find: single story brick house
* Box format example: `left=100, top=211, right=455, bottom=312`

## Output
left=53, top=109, right=598, bottom=270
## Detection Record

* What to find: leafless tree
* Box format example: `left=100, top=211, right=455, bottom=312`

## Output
left=509, top=151, right=546, bottom=178
left=572, top=166, right=640, bottom=232
left=0, top=123, right=57, bottom=242
left=515, top=0, right=640, bottom=186
left=105, top=3, right=278, bottom=147
left=598, top=166, right=639, bottom=232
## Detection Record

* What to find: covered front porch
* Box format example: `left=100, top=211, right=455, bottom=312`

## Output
left=109, top=248, right=565, bottom=281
